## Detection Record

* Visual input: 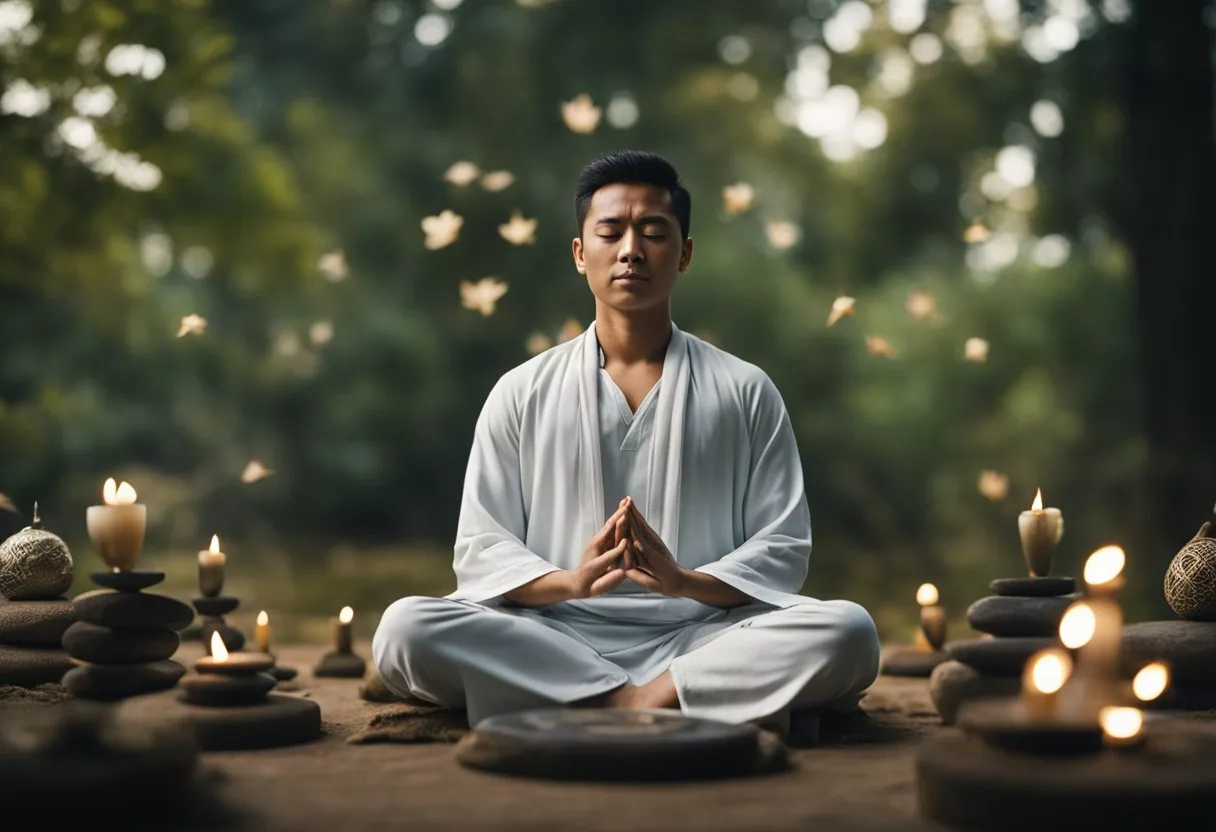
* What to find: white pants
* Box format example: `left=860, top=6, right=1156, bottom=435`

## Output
left=372, top=596, right=880, bottom=727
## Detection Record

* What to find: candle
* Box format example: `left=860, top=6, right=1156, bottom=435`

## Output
left=1021, top=648, right=1072, bottom=719
left=194, top=631, right=274, bottom=675
left=1132, top=661, right=1170, bottom=703
left=1081, top=546, right=1126, bottom=683
left=1017, top=488, right=1063, bottom=577
left=1099, top=706, right=1144, bottom=749
left=334, top=606, right=354, bottom=653
left=198, top=534, right=226, bottom=597
left=256, top=610, right=270, bottom=654
left=85, top=477, right=147, bottom=571
left=916, top=583, right=946, bottom=651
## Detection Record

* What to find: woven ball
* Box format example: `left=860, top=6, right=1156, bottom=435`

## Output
left=1164, top=526, right=1216, bottom=621
left=0, top=522, right=74, bottom=601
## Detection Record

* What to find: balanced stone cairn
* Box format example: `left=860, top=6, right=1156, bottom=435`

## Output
left=194, top=535, right=245, bottom=655
left=0, top=504, right=76, bottom=687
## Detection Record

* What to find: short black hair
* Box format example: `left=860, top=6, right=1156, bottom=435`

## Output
left=574, top=151, right=691, bottom=239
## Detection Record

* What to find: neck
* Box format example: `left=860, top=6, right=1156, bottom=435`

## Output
left=593, top=301, right=672, bottom=367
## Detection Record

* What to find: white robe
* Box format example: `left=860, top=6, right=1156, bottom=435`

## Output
left=373, top=321, right=880, bottom=725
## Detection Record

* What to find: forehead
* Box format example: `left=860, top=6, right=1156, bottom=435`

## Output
left=587, top=182, right=675, bottom=221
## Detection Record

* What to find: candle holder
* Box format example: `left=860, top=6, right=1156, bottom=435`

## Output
left=63, top=480, right=192, bottom=700
left=190, top=535, right=246, bottom=654
left=253, top=610, right=298, bottom=684
left=313, top=606, right=366, bottom=678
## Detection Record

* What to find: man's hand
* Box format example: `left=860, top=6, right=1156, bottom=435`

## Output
left=620, top=496, right=686, bottom=597
left=567, top=503, right=631, bottom=599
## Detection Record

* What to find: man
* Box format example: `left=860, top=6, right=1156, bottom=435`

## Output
left=373, top=151, right=880, bottom=730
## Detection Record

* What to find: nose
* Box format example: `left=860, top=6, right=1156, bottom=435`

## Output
left=618, top=228, right=644, bottom=264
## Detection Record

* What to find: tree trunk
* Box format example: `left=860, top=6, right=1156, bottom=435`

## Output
left=1126, top=1, right=1216, bottom=564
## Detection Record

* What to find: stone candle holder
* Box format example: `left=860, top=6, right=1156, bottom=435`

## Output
left=183, top=650, right=276, bottom=707
left=193, top=595, right=246, bottom=654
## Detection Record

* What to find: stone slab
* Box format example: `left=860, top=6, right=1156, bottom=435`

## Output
left=192, top=596, right=240, bottom=616
left=116, top=691, right=323, bottom=751
left=73, top=589, right=194, bottom=631
left=63, top=659, right=185, bottom=700
left=1121, top=620, right=1216, bottom=686
left=966, top=595, right=1074, bottom=637
left=89, top=569, right=165, bottom=591
left=990, top=576, right=1076, bottom=597
left=314, top=650, right=366, bottom=678
left=0, top=644, right=73, bottom=686
left=0, top=599, right=74, bottom=646
left=947, top=637, right=1057, bottom=676
left=181, top=671, right=276, bottom=706
left=62, top=620, right=180, bottom=664
left=929, top=659, right=1020, bottom=725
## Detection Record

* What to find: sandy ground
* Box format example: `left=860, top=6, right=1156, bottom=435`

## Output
left=173, top=642, right=951, bottom=832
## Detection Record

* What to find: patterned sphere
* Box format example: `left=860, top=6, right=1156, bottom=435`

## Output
left=1164, top=525, right=1216, bottom=621
left=0, top=522, right=74, bottom=601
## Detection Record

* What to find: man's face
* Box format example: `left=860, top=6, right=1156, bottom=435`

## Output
left=572, top=182, right=692, bottom=312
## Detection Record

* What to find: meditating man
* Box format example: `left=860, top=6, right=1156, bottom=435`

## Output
left=373, top=150, right=880, bottom=730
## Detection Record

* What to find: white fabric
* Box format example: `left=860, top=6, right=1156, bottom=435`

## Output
left=372, top=320, right=881, bottom=725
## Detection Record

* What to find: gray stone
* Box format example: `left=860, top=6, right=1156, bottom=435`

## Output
left=1121, top=620, right=1216, bottom=686
left=0, top=644, right=73, bottom=686
left=929, top=659, right=1020, bottom=725
left=63, top=659, right=185, bottom=700
left=966, top=595, right=1074, bottom=637
left=90, top=569, right=164, bottom=592
left=73, top=589, right=194, bottom=631
left=0, top=599, right=74, bottom=646
left=314, top=650, right=366, bottom=678
left=62, top=621, right=179, bottom=664
left=200, top=617, right=244, bottom=653
left=181, top=672, right=276, bottom=706
left=989, top=576, right=1076, bottom=597
left=192, top=596, right=239, bottom=616
left=947, top=637, right=1057, bottom=676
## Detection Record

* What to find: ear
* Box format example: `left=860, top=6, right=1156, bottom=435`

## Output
left=572, top=236, right=586, bottom=275
left=678, top=236, right=694, bottom=273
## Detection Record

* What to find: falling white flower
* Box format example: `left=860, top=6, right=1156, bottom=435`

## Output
left=0, top=492, right=16, bottom=513
left=460, top=278, right=509, bottom=316
left=422, top=209, right=464, bottom=250
left=865, top=335, right=895, bottom=358
left=978, top=470, right=1009, bottom=501
left=557, top=318, right=583, bottom=343
left=722, top=182, right=755, bottom=215
left=317, top=250, right=348, bottom=281
left=963, top=220, right=991, bottom=244
left=480, top=170, right=515, bottom=192
left=309, top=321, right=334, bottom=346
left=826, top=296, right=856, bottom=327
left=176, top=314, right=207, bottom=338
left=498, top=211, right=537, bottom=246
left=525, top=332, right=553, bottom=355
left=964, top=337, right=990, bottom=362
left=443, top=161, right=480, bottom=186
left=766, top=220, right=800, bottom=250
left=561, top=93, right=602, bottom=134
left=241, top=460, right=273, bottom=484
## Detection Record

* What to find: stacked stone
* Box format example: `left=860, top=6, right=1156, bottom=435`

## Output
left=0, top=511, right=76, bottom=687
left=62, top=570, right=194, bottom=700
left=1121, top=621, right=1216, bottom=710
left=930, top=576, right=1076, bottom=724
left=194, top=595, right=245, bottom=655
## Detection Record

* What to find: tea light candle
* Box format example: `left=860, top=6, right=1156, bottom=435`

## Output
left=1017, top=488, right=1063, bottom=577
left=1132, top=661, right=1170, bottom=703
left=85, top=477, right=146, bottom=571
left=256, top=610, right=270, bottom=654
left=195, top=631, right=275, bottom=675
left=916, top=583, right=946, bottom=651
left=1099, top=706, right=1144, bottom=749
left=198, top=534, right=226, bottom=597
left=334, top=606, right=354, bottom=653
left=1022, top=648, right=1072, bottom=719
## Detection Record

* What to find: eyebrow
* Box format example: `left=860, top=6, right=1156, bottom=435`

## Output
left=594, top=214, right=672, bottom=227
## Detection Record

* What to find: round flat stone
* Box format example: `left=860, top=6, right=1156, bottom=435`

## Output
left=0, top=645, right=73, bottom=686
left=89, top=570, right=164, bottom=592
left=314, top=650, right=367, bottom=678
left=1121, top=620, right=1216, bottom=686
left=930, top=660, right=1020, bottom=725
left=957, top=698, right=1104, bottom=755
left=0, top=599, right=74, bottom=646
left=181, top=672, right=276, bottom=706
left=947, top=637, right=1057, bottom=676
left=990, top=577, right=1076, bottom=597
left=200, top=618, right=245, bottom=653
left=917, top=725, right=1216, bottom=831
left=270, top=663, right=298, bottom=682
left=73, top=590, right=193, bottom=631
left=967, top=595, right=1075, bottom=637
left=192, top=596, right=239, bottom=616
left=881, top=648, right=949, bottom=677
left=116, top=691, right=322, bottom=751
left=63, top=659, right=185, bottom=700
left=456, top=708, right=770, bottom=781
left=62, top=621, right=179, bottom=664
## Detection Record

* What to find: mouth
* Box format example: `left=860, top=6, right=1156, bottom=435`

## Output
left=612, top=273, right=649, bottom=283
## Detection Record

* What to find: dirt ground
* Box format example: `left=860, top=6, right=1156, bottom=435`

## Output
left=163, top=642, right=950, bottom=832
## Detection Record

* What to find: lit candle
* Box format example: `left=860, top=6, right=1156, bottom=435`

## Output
left=334, top=606, right=354, bottom=653
left=1099, top=706, right=1144, bottom=749
left=1021, top=648, right=1072, bottom=719
left=1081, top=545, right=1126, bottom=682
left=195, top=631, right=274, bottom=675
left=256, top=610, right=270, bottom=654
left=198, top=534, right=226, bottom=598
left=1017, top=488, right=1063, bottom=577
left=916, top=583, right=946, bottom=652
left=85, top=477, right=147, bottom=571
left=1132, top=661, right=1170, bottom=703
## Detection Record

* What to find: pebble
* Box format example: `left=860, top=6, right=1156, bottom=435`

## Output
left=72, top=590, right=194, bottom=631
left=966, top=595, right=1075, bottom=638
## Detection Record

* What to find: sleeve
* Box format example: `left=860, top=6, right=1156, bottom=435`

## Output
left=445, top=374, right=562, bottom=604
left=693, top=374, right=813, bottom=608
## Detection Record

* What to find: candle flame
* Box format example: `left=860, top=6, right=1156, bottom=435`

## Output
left=1099, top=706, right=1142, bottom=740
left=915, top=583, right=939, bottom=606
left=1031, top=488, right=1043, bottom=511
left=1059, top=602, right=1096, bottom=649
left=1027, top=649, right=1072, bottom=695
left=1133, top=661, right=1169, bottom=702
left=210, top=631, right=229, bottom=662
left=339, top=606, right=354, bottom=624
left=1083, top=545, right=1126, bottom=587
left=103, top=478, right=138, bottom=505
left=209, top=534, right=221, bottom=554
left=257, top=610, right=269, bottom=626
